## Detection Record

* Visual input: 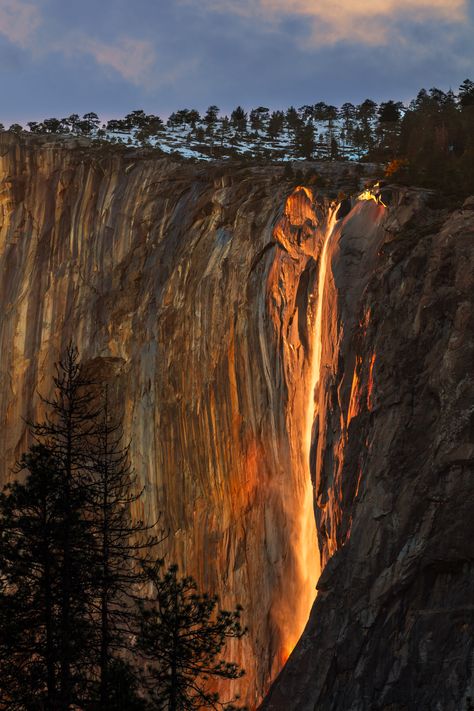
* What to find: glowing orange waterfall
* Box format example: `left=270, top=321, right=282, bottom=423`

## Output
left=282, top=204, right=340, bottom=661
left=268, top=192, right=342, bottom=670
left=270, top=192, right=388, bottom=677
left=306, top=205, right=339, bottom=454
left=304, top=205, right=340, bottom=565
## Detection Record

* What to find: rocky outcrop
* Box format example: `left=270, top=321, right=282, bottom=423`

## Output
left=262, top=191, right=474, bottom=709
left=1, top=133, right=473, bottom=709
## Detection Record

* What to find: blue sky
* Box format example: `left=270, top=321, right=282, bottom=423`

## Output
left=1, top=0, right=473, bottom=125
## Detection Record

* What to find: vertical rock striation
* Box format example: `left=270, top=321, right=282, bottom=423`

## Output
left=2, top=132, right=472, bottom=709
left=0, top=133, right=363, bottom=705
left=263, top=190, right=474, bottom=710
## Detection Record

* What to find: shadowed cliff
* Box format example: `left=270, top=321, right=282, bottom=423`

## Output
left=262, top=190, right=474, bottom=709
left=1, top=133, right=473, bottom=709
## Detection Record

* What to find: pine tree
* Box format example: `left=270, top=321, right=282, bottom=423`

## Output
left=219, top=117, right=231, bottom=147
left=376, top=101, right=404, bottom=158
left=124, top=111, right=149, bottom=131
left=312, top=102, right=329, bottom=123
left=80, top=112, right=101, bottom=134
left=0, top=439, right=99, bottom=709
left=31, top=344, right=101, bottom=709
left=27, top=121, right=43, bottom=134
left=459, top=79, right=474, bottom=109
left=100, top=659, right=149, bottom=710
left=285, top=106, right=302, bottom=133
left=204, top=106, right=220, bottom=135
left=339, top=103, right=356, bottom=157
left=230, top=107, right=247, bottom=135
left=356, top=99, right=377, bottom=153
left=86, top=387, right=164, bottom=708
left=351, top=126, right=366, bottom=161
left=267, top=111, right=284, bottom=141
left=0, top=445, right=64, bottom=708
left=298, top=105, right=314, bottom=122
left=0, top=346, right=166, bottom=709
left=249, top=107, right=269, bottom=133
left=137, top=563, right=246, bottom=711
left=0, top=344, right=249, bottom=709
left=293, top=122, right=315, bottom=160
left=324, top=105, right=339, bottom=151
left=42, top=118, right=63, bottom=134
left=66, top=114, right=81, bottom=134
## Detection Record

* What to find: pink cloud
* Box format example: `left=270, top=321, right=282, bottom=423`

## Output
left=0, top=2, right=157, bottom=88
left=51, top=33, right=158, bottom=88
left=81, top=36, right=156, bottom=86
left=191, top=0, right=468, bottom=45
left=0, top=0, right=40, bottom=48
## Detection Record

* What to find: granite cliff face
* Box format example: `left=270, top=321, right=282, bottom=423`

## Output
left=0, top=133, right=352, bottom=705
left=262, top=191, right=474, bottom=709
left=1, top=133, right=473, bottom=709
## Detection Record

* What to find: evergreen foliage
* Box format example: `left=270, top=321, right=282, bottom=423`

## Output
left=0, top=345, right=246, bottom=710
left=5, top=77, right=474, bottom=197
left=30, top=345, right=102, bottom=708
left=86, top=385, right=163, bottom=707
left=138, top=563, right=246, bottom=711
left=0, top=445, right=66, bottom=708
left=230, top=107, right=247, bottom=134
left=293, top=122, right=315, bottom=160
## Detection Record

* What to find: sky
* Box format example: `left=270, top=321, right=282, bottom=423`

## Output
left=1, top=0, right=473, bottom=125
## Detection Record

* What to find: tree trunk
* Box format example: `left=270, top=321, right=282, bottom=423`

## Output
left=100, top=459, right=110, bottom=707
left=42, top=491, right=57, bottom=709
left=59, top=403, right=73, bottom=710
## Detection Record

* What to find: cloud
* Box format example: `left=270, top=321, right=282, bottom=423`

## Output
left=53, top=34, right=196, bottom=90
left=81, top=36, right=199, bottom=90
left=49, top=32, right=158, bottom=88
left=189, top=0, right=468, bottom=46
left=0, top=0, right=40, bottom=47
left=0, top=1, right=157, bottom=89
left=79, top=36, right=157, bottom=87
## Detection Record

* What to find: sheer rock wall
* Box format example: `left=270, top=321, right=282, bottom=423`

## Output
left=262, top=191, right=474, bottom=710
left=1, top=133, right=473, bottom=710
left=0, top=133, right=340, bottom=706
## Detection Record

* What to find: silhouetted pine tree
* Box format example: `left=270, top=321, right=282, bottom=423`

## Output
left=30, top=344, right=102, bottom=709
left=249, top=107, right=269, bottom=133
left=459, top=79, right=474, bottom=109
left=293, top=122, right=315, bottom=160
left=356, top=99, right=377, bottom=154
left=137, top=562, right=246, bottom=711
left=285, top=106, right=302, bottom=133
left=204, top=106, right=220, bottom=135
left=86, top=387, right=164, bottom=709
left=267, top=111, right=284, bottom=140
left=0, top=436, right=100, bottom=708
left=0, top=445, right=65, bottom=708
left=0, top=344, right=248, bottom=709
left=99, top=658, right=149, bottom=710
left=230, top=107, right=247, bottom=135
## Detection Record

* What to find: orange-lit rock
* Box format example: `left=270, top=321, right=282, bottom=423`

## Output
left=0, top=134, right=375, bottom=706
left=263, top=188, right=474, bottom=710
left=3, top=133, right=472, bottom=710
left=367, top=351, right=376, bottom=411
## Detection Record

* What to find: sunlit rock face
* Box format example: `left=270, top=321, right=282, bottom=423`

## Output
left=0, top=133, right=374, bottom=707
left=262, top=191, right=474, bottom=709
left=2, top=133, right=472, bottom=709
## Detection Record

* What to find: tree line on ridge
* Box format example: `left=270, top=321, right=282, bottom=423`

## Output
left=1, top=79, right=473, bottom=194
